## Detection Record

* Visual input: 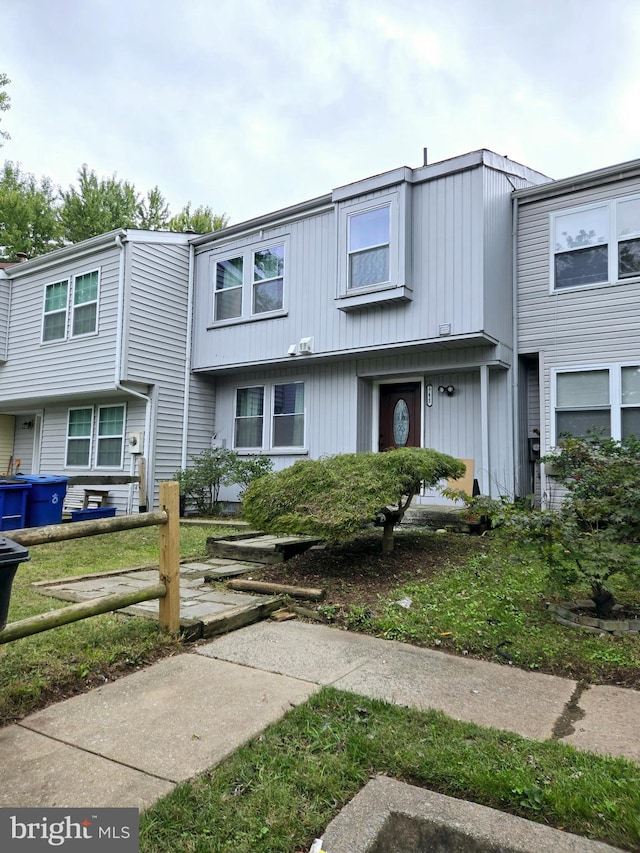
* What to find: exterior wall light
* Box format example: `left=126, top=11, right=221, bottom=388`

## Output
left=438, top=385, right=455, bottom=397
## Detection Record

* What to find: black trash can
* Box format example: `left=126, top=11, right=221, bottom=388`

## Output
left=0, top=536, right=30, bottom=632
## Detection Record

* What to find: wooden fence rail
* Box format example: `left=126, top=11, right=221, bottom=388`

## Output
left=0, top=481, right=180, bottom=645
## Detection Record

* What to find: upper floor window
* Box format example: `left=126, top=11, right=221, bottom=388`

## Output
left=42, top=269, right=100, bottom=342
left=212, top=241, right=286, bottom=325
left=554, top=364, right=640, bottom=443
left=552, top=197, right=640, bottom=290
left=335, top=186, right=412, bottom=311
left=348, top=205, right=390, bottom=289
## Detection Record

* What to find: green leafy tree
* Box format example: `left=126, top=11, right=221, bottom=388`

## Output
left=0, top=161, right=63, bottom=259
left=59, top=164, right=140, bottom=243
left=243, top=448, right=465, bottom=553
left=0, top=73, right=10, bottom=146
left=168, top=201, right=228, bottom=234
left=176, top=448, right=272, bottom=516
left=137, top=185, right=170, bottom=230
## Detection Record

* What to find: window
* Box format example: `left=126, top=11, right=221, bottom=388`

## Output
left=96, top=405, right=125, bottom=467
left=43, top=280, right=69, bottom=342
left=66, top=408, right=93, bottom=467
left=556, top=370, right=610, bottom=438
left=253, top=245, right=284, bottom=313
left=335, top=186, right=411, bottom=311
left=234, top=382, right=306, bottom=451
left=72, top=270, right=99, bottom=336
left=234, top=387, right=264, bottom=448
left=554, top=365, right=640, bottom=443
left=348, top=205, right=390, bottom=289
left=212, top=241, right=286, bottom=324
left=42, top=269, right=100, bottom=342
left=215, top=257, right=243, bottom=321
left=551, top=196, right=640, bottom=290
left=272, top=382, right=304, bottom=447
left=65, top=405, right=126, bottom=468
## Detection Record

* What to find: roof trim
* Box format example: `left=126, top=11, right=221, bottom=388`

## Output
left=513, top=156, right=640, bottom=203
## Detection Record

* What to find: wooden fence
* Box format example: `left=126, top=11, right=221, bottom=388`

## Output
left=0, top=481, right=180, bottom=645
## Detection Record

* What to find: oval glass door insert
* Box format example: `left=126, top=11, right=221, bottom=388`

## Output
left=393, top=399, right=410, bottom=446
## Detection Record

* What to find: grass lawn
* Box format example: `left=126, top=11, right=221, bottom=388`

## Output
left=140, top=688, right=640, bottom=852
left=0, top=523, right=238, bottom=722
left=2, top=525, right=639, bottom=850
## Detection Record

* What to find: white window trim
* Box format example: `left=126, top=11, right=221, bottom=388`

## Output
left=65, top=406, right=94, bottom=469
left=95, top=404, right=126, bottom=469
left=550, top=363, right=640, bottom=446
left=41, top=278, right=70, bottom=343
left=70, top=269, right=101, bottom=338
left=233, top=380, right=307, bottom=453
left=210, top=237, right=289, bottom=327
left=335, top=185, right=412, bottom=311
left=233, top=385, right=266, bottom=451
left=270, top=381, right=306, bottom=451
left=549, top=195, right=640, bottom=293
left=64, top=404, right=127, bottom=469
left=41, top=268, right=101, bottom=344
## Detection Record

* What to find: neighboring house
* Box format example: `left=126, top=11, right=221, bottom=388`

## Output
left=189, top=149, right=549, bottom=505
left=0, top=229, right=199, bottom=512
left=515, top=157, right=640, bottom=506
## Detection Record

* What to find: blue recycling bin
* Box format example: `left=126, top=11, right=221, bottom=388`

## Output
left=15, top=474, right=69, bottom=527
left=0, top=481, right=32, bottom=531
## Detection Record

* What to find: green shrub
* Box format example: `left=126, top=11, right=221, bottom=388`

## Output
left=176, top=448, right=272, bottom=516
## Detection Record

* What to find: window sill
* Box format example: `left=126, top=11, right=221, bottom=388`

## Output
left=552, top=275, right=640, bottom=294
left=208, top=310, right=288, bottom=330
left=335, top=284, right=412, bottom=312
left=236, top=449, right=308, bottom=456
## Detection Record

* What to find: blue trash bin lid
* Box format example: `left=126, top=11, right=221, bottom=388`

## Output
left=14, top=474, right=69, bottom=484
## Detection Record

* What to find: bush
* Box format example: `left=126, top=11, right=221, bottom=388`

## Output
left=176, top=448, right=272, bottom=516
left=242, top=448, right=465, bottom=553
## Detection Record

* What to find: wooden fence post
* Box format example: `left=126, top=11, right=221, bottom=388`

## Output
left=158, top=481, right=180, bottom=634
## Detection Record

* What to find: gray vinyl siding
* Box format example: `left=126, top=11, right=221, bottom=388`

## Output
left=0, top=246, right=121, bottom=403
left=38, top=395, right=146, bottom=513
left=192, top=158, right=531, bottom=374
left=11, top=417, right=35, bottom=473
left=517, top=174, right=640, bottom=454
left=124, top=241, right=191, bottom=496
left=0, top=278, right=9, bottom=362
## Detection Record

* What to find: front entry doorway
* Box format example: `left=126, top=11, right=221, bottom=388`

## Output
left=378, top=383, right=421, bottom=451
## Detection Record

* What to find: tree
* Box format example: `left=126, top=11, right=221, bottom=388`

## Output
left=0, top=73, right=10, bottom=146
left=137, top=185, right=170, bottom=230
left=59, top=164, right=140, bottom=243
left=242, top=448, right=465, bottom=553
left=168, top=201, right=228, bottom=234
left=0, top=161, right=63, bottom=258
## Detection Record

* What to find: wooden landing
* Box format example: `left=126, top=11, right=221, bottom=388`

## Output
left=206, top=533, right=322, bottom=564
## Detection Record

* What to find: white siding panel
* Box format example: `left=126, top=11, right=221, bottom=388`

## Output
left=0, top=279, right=9, bottom=362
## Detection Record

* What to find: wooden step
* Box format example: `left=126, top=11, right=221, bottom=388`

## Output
left=206, top=534, right=322, bottom=563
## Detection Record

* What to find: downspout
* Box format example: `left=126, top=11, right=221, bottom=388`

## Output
left=180, top=242, right=195, bottom=470
left=113, top=234, right=153, bottom=511
left=511, top=196, right=520, bottom=500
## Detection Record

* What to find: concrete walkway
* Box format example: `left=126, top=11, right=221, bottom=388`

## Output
left=1, top=621, right=639, bottom=811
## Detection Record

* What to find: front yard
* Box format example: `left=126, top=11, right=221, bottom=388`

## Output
left=1, top=524, right=639, bottom=851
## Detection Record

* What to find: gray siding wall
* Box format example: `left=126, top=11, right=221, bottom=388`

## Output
left=0, top=246, right=121, bottom=403
left=38, top=395, right=146, bottom=513
left=124, top=241, right=191, bottom=494
left=517, top=174, right=640, bottom=452
left=185, top=374, right=217, bottom=460
left=192, top=164, right=517, bottom=373
left=0, top=278, right=9, bottom=362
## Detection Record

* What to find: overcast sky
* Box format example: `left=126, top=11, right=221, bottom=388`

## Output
left=3, top=0, right=640, bottom=226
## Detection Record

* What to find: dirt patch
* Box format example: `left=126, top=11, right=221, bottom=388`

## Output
left=247, top=530, right=486, bottom=612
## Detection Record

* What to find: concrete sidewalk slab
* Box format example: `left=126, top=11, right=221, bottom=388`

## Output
left=0, top=726, right=173, bottom=809
left=19, top=654, right=316, bottom=785
left=199, top=621, right=577, bottom=741
left=562, top=684, right=640, bottom=761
